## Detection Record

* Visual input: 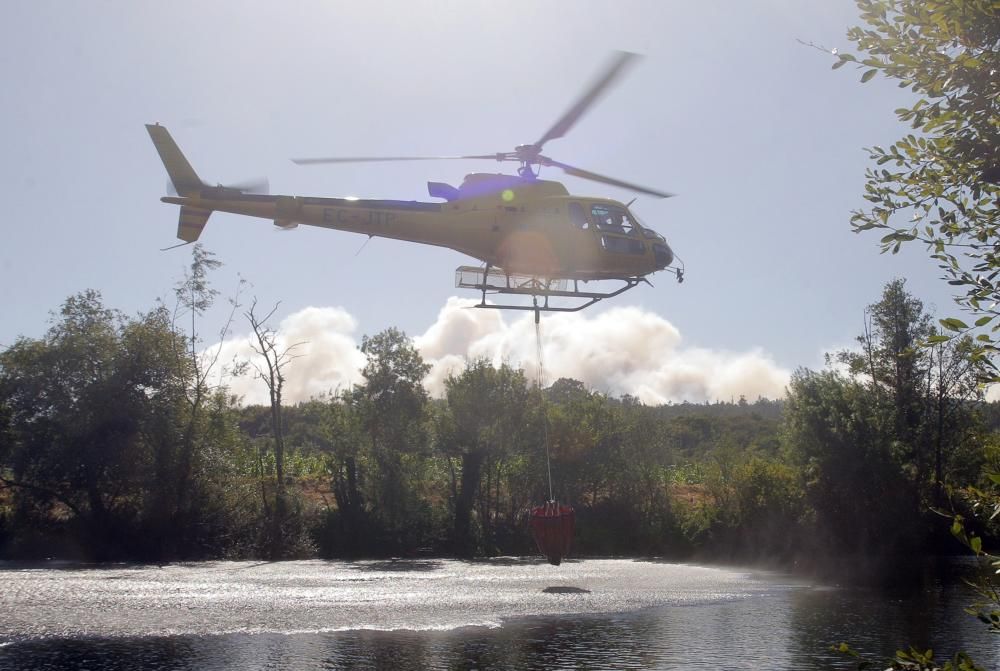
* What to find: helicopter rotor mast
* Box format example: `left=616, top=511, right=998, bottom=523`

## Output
left=291, top=51, right=673, bottom=200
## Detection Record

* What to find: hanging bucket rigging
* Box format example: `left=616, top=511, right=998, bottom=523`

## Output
left=531, top=299, right=575, bottom=566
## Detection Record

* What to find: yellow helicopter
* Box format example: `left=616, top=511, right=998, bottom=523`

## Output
left=148, top=52, right=682, bottom=314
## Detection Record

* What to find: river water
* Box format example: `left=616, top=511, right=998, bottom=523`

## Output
left=0, top=558, right=995, bottom=670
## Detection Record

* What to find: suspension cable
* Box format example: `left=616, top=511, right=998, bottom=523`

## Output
left=534, top=298, right=553, bottom=502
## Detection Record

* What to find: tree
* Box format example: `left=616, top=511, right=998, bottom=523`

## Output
left=166, top=245, right=239, bottom=537
left=353, top=327, right=431, bottom=551
left=357, top=327, right=430, bottom=454
left=287, top=394, right=368, bottom=556
left=245, top=298, right=305, bottom=558
left=923, top=334, right=986, bottom=501
left=783, top=367, right=917, bottom=557
left=837, top=280, right=986, bottom=506
left=729, top=457, right=804, bottom=558
left=786, top=281, right=987, bottom=558
left=838, top=0, right=1000, bottom=373
left=0, top=291, right=190, bottom=557
left=838, top=280, right=932, bottom=494
left=441, top=360, right=530, bottom=556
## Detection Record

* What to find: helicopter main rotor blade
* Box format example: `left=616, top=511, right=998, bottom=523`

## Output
left=291, top=154, right=500, bottom=166
left=533, top=51, right=639, bottom=151
left=545, top=158, right=674, bottom=199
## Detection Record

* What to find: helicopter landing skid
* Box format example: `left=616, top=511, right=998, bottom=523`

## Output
left=455, top=265, right=643, bottom=317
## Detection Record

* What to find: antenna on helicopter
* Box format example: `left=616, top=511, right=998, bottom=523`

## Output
left=354, top=234, right=374, bottom=258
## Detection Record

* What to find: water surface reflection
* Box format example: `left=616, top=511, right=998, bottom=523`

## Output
left=0, top=558, right=995, bottom=670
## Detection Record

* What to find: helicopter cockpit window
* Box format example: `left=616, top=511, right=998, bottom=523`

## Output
left=568, top=202, right=587, bottom=228
left=591, top=204, right=634, bottom=233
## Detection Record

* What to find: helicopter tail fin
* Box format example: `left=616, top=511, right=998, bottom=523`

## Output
left=147, top=123, right=214, bottom=241
left=146, top=123, right=205, bottom=197
left=176, top=206, right=213, bottom=243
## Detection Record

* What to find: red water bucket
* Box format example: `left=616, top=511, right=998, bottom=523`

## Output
left=530, top=501, right=575, bottom=566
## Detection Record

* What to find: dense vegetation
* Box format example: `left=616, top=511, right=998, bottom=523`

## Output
left=835, top=2, right=998, bottom=666
left=0, top=260, right=995, bottom=575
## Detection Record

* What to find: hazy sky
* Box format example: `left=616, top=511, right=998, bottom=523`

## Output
left=0, top=1, right=962, bottom=402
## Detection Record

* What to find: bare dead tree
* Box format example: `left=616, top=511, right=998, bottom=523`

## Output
left=245, top=298, right=305, bottom=557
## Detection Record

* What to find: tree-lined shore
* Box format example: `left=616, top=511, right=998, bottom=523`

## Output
left=1, top=260, right=994, bottom=575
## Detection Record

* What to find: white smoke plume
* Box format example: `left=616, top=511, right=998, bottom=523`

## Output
left=211, top=298, right=791, bottom=405
left=415, top=298, right=791, bottom=404
left=205, top=306, right=367, bottom=405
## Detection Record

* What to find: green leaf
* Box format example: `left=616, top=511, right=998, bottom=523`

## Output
left=940, top=318, right=969, bottom=331
left=975, top=316, right=994, bottom=327
left=861, top=69, right=877, bottom=83
left=972, top=536, right=983, bottom=554
left=952, top=519, right=964, bottom=537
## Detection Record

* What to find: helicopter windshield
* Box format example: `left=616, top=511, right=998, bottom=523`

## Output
left=629, top=208, right=665, bottom=242
left=591, top=204, right=635, bottom=233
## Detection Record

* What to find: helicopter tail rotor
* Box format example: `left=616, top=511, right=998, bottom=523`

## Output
left=220, top=176, right=270, bottom=195
left=167, top=176, right=269, bottom=197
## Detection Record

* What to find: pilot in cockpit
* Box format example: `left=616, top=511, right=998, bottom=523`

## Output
left=609, top=212, right=625, bottom=232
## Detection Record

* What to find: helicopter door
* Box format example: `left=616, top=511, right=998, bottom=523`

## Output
left=563, top=202, right=600, bottom=273
left=592, top=203, right=645, bottom=272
